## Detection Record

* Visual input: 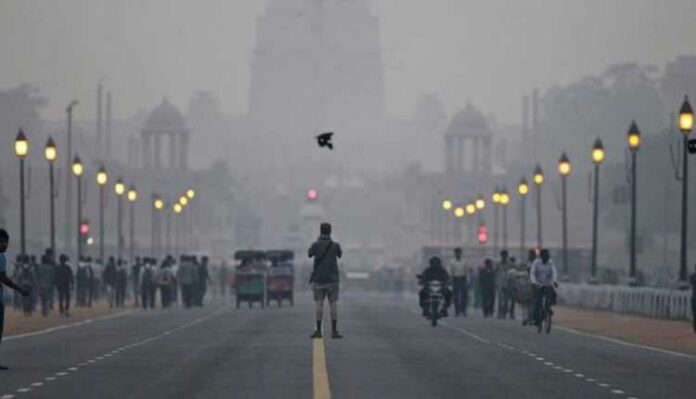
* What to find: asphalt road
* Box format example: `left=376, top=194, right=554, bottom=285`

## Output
left=0, top=292, right=694, bottom=398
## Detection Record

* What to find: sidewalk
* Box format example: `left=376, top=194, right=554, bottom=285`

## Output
left=556, top=306, right=696, bottom=356
left=4, top=301, right=129, bottom=336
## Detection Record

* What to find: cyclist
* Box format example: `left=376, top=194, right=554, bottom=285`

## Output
left=529, top=249, right=558, bottom=326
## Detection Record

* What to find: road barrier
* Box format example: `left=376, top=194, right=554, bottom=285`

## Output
left=558, top=284, right=693, bottom=321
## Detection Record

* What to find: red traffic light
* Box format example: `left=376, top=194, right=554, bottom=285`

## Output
left=80, top=221, right=90, bottom=235
left=477, top=224, right=488, bottom=244
left=307, top=188, right=318, bottom=201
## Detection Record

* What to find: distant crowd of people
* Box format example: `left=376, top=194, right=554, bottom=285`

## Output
left=419, top=247, right=558, bottom=326
left=4, top=249, right=233, bottom=317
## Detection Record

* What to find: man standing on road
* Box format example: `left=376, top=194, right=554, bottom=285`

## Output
left=448, top=248, right=469, bottom=316
left=479, top=259, right=496, bottom=318
left=131, top=257, right=142, bottom=307
left=0, top=229, right=31, bottom=370
left=690, top=264, right=696, bottom=333
left=55, top=254, right=74, bottom=317
left=177, top=256, right=196, bottom=308
left=308, top=223, right=343, bottom=339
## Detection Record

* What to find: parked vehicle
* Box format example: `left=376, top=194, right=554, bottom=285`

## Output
left=233, top=250, right=268, bottom=309
left=265, top=250, right=295, bottom=307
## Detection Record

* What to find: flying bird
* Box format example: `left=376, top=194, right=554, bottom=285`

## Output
left=316, top=132, right=334, bottom=150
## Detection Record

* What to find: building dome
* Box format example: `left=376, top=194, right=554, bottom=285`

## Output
left=446, top=104, right=489, bottom=136
left=145, top=98, right=186, bottom=130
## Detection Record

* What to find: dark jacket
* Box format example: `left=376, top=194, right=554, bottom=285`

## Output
left=421, top=264, right=450, bottom=284
left=479, top=266, right=496, bottom=292
left=308, top=235, right=342, bottom=284
left=55, top=263, right=74, bottom=290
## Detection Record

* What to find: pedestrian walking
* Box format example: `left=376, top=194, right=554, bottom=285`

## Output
left=158, top=259, right=175, bottom=308
left=140, top=258, right=157, bottom=309
left=16, top=256, right=36, bottom=316
left=55, top=255, right=74, bottom=317
left=448, top=248, right=470, bottom=317
left=196, top=256, right=211, bottom=306
left=116, top=260, right=128, bottom=308
left=308, top=222, right=344, bottom=339
left=525, top=250, right=538, bottom=325
left=496, top=250, right=513, bottom=319
left=479, top=259, right=496, bottom=318
left=131, top=257, right=142, bottom=307
left=177, top=256, right=196, bottom=308
left=103, top=257, right=118, bottom=308
left=75, top=257, right=89, bottom=307
left=85, top=257, right=95, bottom=307
left=0, top=229, right=31, bottom=370
left=218, top=260, right=229, bottom=298
left=37, top=254, right=55, bottom=316
left=690, top=264, right=696, bottom=333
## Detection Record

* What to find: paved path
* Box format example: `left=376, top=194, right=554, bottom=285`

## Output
left=0, top=294, right=694, bottom=398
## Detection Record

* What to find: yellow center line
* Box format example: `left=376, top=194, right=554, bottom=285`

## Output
left=313, top=337, right=332, bottom=399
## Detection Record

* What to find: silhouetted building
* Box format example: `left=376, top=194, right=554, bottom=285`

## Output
left=444, top=104, right=493, bottom=175
left=141, top=99, right=190, bottom=171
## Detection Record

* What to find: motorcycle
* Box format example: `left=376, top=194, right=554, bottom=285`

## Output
left=424, top=281, right=446, bottom=327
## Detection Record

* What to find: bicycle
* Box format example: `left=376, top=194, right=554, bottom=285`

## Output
left=535, top=285, right=554, bottom=334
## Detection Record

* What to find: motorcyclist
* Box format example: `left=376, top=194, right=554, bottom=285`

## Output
left=530, top=249, right=558, bottom=325
left=418, top=256, right=452, bottom=317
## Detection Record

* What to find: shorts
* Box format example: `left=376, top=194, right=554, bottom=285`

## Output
left=313, top=284, right=339, bottom=303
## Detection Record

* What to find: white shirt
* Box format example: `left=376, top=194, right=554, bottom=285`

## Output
left=448, top=258, right=470, bottom=277
left=530, top=258, right=558, bottom=286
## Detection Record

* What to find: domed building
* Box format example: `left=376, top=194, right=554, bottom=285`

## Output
left=444, top=103, right=492, bottom=175
left=141, top=99, right=190, bottom=170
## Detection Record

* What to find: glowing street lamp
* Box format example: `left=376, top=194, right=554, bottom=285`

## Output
left=558, top=152, right=571, bottom=279
left=677, top=97, right=693, bottom=287
left=475, top=196, right=486, bottom=210
left=186, top=189, right=195, bottom=199
left=500, top=188, right=510, bottom=250
left=114, top=178, right=126, bottom=260
left=627, top=121, right=640, bottom=286
left=96, top=166, right=108, bottom=263
left=442, top=199, right=453, bottom=211
left=45, top=136, right=58, bottom=255
left=127, top=186, right=138, bottom=263
left=533, top=165, right=544, bottom=248
left=590, top=138, right=605, bottom=283
left=15, top=130, right=29, bottom=256
left=518, top=177, right=529, bottom=259
left=72, top=155, right=84, bottom=259
left=179, top=195, right=189, bottom=207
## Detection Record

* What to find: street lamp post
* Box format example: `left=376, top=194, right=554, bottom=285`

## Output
left=114, top=178, right=126, bottom=261
left=127, top=186, right=138, bottom=264
left=96, top=166, right=108, bottom=264
left=500, top=188, right=510, bottom=251
left=465, top=202, right=476, bottom=245
left=64, top=100, right=79, bottom=256
left=590, top=138, right=605, bottom=283
left=627, top=121, right=641, bottom=286
left=72, top=156, right=84, bottom=260
left=45, top=136, right=58, bottom=256
left=441, top=199, right=453, bottom=247
left=179, top=195, right=190, bottom=252
left=533, top=165, right=545, bottom=248
left=678, top=96, right=693, bottom=287
left=492, top=188, right=501, bottom=255
left=558, top=153, right=571, bottom=279
left=152, top=196, right=164, bottom=258
left=173, top=203, right=183, bottom=255
left=518, top=178, right=529, bottom=260
left=14, top=130, right=29, bottom=257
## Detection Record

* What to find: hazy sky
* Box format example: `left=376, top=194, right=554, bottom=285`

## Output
left=1, top=0, right=695, bottom=123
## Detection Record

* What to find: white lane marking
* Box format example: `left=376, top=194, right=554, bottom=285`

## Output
left=439, top=323, right=491, bottom=343
left=44, top=377, right=55, bottom=381
left=15, top=388, right=30, bottom=393
left=68, top=367, right=78, bottom=371
left=536, top=357, right=545, bottom=361
left=4, top=311, right=132, bottom=342
left=586, top=378, right=595, bottom=382
left=574, top=373, right=585, bottom=378
left=563, top=369, right=573, bottom=373
left=55, top=372, right=67, bottom=376
left=611, top=389, right=625, bottom=395
left=598, top=383, right=610, bottom=388
left=30, top=383, right=42, bottom=387
left=1, top=394, right=15, bottom=399
left=544, top=362, right=554, bottom=366
left=556, top=326, right=696, bottom=360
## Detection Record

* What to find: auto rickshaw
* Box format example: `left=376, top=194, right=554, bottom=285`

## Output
left=265, top=250, right=295, bottom=307
left=233, top=250, right=268, bottom=309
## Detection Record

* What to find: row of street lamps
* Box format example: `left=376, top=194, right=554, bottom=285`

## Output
left=437, top=96, right=693, bottom=287
left=13, top=130, right=197, bottom=264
